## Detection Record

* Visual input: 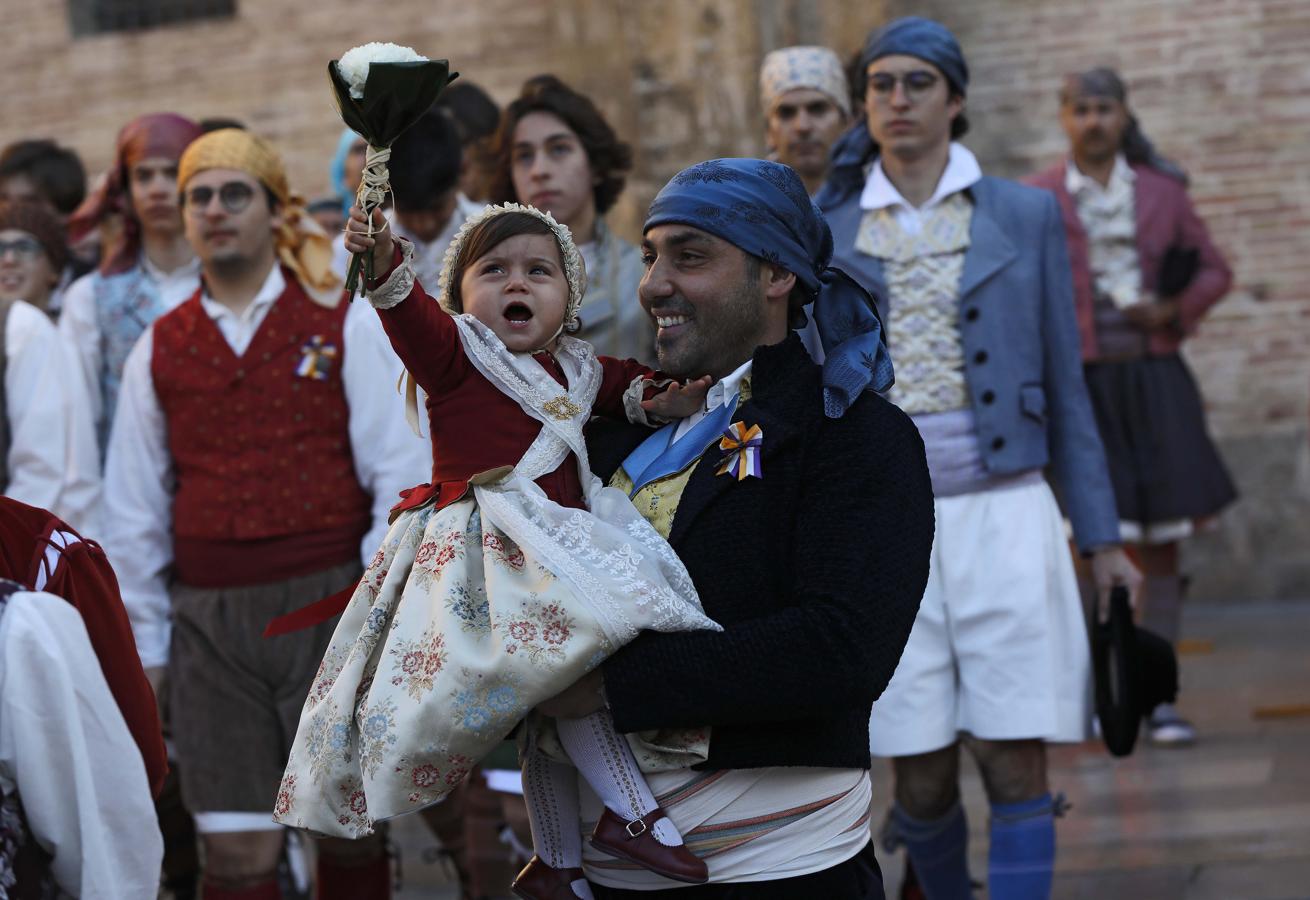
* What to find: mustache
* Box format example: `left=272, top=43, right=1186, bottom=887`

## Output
left=645, top=295, right=696, bottom=318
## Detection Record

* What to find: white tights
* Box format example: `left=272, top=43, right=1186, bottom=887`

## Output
left=521, top=709, right=685, bottom=875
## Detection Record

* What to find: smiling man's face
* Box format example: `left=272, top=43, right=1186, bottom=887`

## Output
left=0, top=227, right=58, bottom=308
left=638, top=225, right=777, bottom=380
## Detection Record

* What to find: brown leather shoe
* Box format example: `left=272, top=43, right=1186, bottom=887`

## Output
left=589, top=807, right=709, bottom=884
left=510, top=855, right=588, bottom=900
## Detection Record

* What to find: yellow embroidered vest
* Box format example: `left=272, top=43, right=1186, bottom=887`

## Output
left=607, top=377, right=753, bottom=539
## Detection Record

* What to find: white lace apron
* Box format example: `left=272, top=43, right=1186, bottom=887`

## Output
left=274, top=316, right=718, bottom=837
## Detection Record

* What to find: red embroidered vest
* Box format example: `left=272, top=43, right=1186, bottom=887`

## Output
left=151, top=273, right=371, bottom=578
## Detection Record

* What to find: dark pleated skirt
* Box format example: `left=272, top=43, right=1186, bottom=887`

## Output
left=1083, top=354, right=1237, bottom=526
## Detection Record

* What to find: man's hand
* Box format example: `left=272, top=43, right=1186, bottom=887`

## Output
left=537, top=669, right=605, bottom=719
left=1122, top=299, right=1179, bottom=331
left=640, top=376, right=714, bottom=420
left=1090, top=546, right=1143, bottom=622
left=343, top=205, right=394, bottom=278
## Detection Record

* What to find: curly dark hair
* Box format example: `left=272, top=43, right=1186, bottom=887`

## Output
left=0, top=139, right=86, bottom=215
left=480, top=75, right=633, bottom=215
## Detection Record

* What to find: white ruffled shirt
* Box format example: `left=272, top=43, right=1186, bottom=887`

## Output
left=1066, top=154, right=1144, bottom=310
left=102, top=263, right=430, bottom=668
left=0, top=589, right=163, bottom=899
left=3, top=300, right=101, bottom=533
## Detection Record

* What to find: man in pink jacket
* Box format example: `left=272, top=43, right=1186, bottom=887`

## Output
left=1027, top=67, right=1236, bottom=745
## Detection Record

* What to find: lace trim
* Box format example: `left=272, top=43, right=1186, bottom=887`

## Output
left=623, top=376, right=675, bottom=427
left=473, top=481, right=714, bottom=648
left=366, top=238, right=416, bottom=310
left=437, top=203, right=587, bottom=329
left=453, top=316, right=601, bottom=481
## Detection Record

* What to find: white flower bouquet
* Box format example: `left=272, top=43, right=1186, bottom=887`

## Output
left=329, top=42, right=457, bottom=296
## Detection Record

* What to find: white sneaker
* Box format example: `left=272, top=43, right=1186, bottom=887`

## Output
left=1148, top=703, right=1197, bottom=745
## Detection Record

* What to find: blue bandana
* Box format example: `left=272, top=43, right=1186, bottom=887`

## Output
left=818, top=17, right=969, bottom=210
left=645, top=158, right=893, bottom=419
left=860, top=17, right=968, bottom=96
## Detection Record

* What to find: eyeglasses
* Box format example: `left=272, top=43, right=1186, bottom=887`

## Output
left=866, top=70, right=941, bottom=102
left=184, top=181, right=257, bottom=215
left=0, top=237, right=44, bottom=262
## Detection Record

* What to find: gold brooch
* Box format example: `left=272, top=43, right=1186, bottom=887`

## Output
left=543, top=396, right=582, bottom=420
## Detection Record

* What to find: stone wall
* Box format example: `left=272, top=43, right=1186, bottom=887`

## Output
left=3, top=0, right=1306, bottom=598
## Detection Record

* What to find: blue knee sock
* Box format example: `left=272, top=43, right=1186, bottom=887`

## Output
left=988, top=793, right=1056, bottom=900
left=891, top=801, right=974, bottom=900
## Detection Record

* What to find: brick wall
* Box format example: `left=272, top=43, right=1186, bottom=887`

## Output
left=3, top=0, right=1306, bottom=597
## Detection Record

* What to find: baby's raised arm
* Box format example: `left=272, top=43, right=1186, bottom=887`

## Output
left=345, top=206, right=468, bottom=395
left=593, top=355, right=713, bottom=428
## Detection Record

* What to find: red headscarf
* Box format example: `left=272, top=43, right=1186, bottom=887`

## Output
left=67, top=112, right=203, bottom=275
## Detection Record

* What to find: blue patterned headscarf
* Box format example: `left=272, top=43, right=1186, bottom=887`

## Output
left=645, top=158, right=893, bottom=419
left=860, top=17, right=968, bottom=97
left=818, top=17, right=969, bottom=209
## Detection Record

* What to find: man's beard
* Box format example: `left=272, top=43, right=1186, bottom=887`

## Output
left=1077, top=130, right=1120, bottom=162
left=655, top=276, right=766, bottom=379
left=205, top=245, right=263, bottom=281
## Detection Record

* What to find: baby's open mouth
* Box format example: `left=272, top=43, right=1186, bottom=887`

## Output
left=504, top=302, right=534, bottom=324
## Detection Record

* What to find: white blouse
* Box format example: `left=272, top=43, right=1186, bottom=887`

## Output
left=3, top=300, right=101, bottom=533
left=0, top=590, right=163, bottom=899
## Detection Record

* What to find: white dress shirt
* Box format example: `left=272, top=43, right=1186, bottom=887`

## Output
left=0, top=590, right=163, bottom=899
left=3, top=300, right=101, bottom=533
left=59, top=253, right=202, bottom=439
left=102, top=263, right=430, bottom=668
left=860, top=142, right=984, bottom=235
left=671, top=359, right=753, bottom=444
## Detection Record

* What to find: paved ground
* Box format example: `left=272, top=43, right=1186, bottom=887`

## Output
left=392, top=600, right=1310, bottom=899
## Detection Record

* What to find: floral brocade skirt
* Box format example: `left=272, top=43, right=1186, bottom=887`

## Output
left=274, top=484, right=716, bottom=838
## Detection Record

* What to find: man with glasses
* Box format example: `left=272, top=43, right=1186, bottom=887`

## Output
left=817, top=18, right=1140, bottom=899
left=0, top=140, right=92, bottom=314
left=102, top=129, right=425, bottom=900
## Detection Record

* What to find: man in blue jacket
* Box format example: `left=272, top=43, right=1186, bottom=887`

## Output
left=816, top=17, right=1141, bottom=900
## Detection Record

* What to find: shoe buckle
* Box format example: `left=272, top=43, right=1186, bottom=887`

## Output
left=625, top=817, right=648, bottom=838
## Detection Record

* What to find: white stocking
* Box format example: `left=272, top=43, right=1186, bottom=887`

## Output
left=555, top=709, right=685, bottom=848
left=521, top=750, right=583, bottom=870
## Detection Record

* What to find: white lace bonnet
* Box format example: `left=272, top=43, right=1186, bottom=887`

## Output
left=436, top=202, right=587, bottom=332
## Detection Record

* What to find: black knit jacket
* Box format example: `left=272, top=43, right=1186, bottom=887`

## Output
left=586, top=334, right=935, bottom=771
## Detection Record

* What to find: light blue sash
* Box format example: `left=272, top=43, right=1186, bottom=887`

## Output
left=620, top=397, right=738, bottom=496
